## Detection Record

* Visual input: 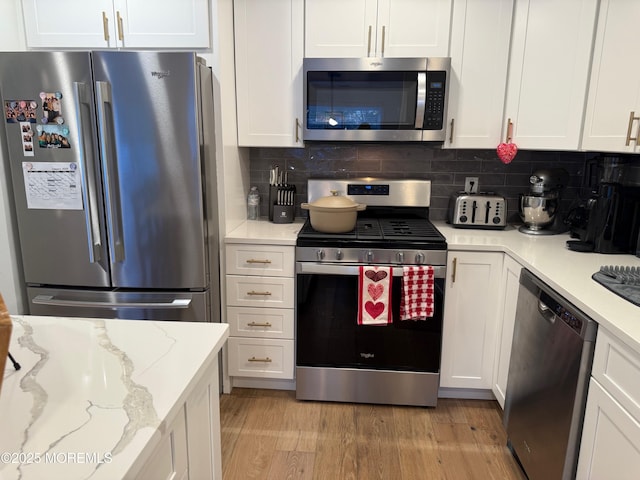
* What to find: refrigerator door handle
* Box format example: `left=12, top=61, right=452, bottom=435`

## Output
left=31, top=295, right=192, bottom=309
left=73, top=82, right=104, bottom=266
left=95, top=80, right=125, bottom=264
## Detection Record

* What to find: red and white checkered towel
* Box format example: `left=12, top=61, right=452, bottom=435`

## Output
left=357, top=266, right=393, bottom=325
left=400, top=266, right=435, bottom=320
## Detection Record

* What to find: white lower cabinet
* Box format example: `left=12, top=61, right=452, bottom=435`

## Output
left=137, top=360, right=222, bottom=480
left=492, top=254, right=522, bottom=408
left=225, top=243, right=295, bottom=381
left=577, top=328, right=640, bottom=479
left=440, top=251, right=503, bottom=390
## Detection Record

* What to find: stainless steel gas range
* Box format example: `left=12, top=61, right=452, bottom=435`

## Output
left=295, top=178, right=447, bottom=407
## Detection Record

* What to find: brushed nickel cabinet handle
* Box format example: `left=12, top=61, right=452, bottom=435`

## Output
left=295, top=118, right=301, bottom=143
left=102, top=12, right=109, bottom=41
left=367, top=25, right=372, bottom=57
left=247, top=322, right=272, bottom=327
left=248, top=356, right=272, bottom=363
left=452, top=257, right=457, bottom=283
left=246, top=259, right=272, bottom=264
left=247, top=290, right=272, bottom=296
left=381, top=25, right=386, bottom=57
left=116, top=11, right=124, bottom=41
left=449, top=118, right=455, bottom=144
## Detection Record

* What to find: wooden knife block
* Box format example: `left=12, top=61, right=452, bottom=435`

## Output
left=0, top=294, right=12, bottom=396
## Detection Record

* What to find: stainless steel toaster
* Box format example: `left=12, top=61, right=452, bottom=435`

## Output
left=448, top=192, right=507, bottom=229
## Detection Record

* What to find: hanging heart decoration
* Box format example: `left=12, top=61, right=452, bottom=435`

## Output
left=497, top=118, right=518, bottom=164
left=497, top=142, right=518, bottom=164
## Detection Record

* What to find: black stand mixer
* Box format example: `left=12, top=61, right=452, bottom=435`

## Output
left=519, top=168, right=570, bottom=235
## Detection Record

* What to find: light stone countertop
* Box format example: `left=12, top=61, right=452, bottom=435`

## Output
left=0, top=316, right=229, bottom=480
left=225, top=218, right=640, bottom=353
left=225, top=218, right=305, bottom=245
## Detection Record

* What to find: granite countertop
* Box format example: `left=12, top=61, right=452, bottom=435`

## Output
left=0, top=316, right=229, bottom=480
left=225, top=218, right=640, bottom=353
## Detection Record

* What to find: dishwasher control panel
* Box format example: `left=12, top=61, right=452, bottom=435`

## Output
left=448, top=192, right=507, bottom=229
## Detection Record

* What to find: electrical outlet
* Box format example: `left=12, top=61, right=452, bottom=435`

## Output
left=465, top=177, right=479, bottom=194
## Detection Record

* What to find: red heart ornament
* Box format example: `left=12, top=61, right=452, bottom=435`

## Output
left=365, top=301, right=385, bottom=319
left=497, top=142, right=518, bottom=164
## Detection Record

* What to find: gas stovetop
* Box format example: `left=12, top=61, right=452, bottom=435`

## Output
left=296, top=215, right=446, bottom=249
left=592, top=265, right=640, bottom=307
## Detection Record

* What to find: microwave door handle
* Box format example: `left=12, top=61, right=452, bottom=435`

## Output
left=415, top=72, right=427, bottom=129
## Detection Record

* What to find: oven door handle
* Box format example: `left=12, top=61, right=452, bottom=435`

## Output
left=296, top=263, right=446, bottom=279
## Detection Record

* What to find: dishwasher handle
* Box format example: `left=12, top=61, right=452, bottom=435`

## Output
left=538, top=298, right=556, bottom=324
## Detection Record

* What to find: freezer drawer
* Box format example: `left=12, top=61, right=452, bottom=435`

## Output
left=27, top=287, right=211, bottom=322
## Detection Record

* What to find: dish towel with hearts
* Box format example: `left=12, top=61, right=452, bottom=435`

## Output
left=358, top=266, right=393, bottom=325
left=400, top=266, right=435, bottom=321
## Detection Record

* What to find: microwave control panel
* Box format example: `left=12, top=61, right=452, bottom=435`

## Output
left=424, top=71, right=447, bottom=130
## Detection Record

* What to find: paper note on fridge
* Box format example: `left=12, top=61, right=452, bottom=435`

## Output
left=22, top=162, right=83, bottom=210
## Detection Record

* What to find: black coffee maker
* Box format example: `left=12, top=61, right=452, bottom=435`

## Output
left=567, top=157, right=640, bottom=254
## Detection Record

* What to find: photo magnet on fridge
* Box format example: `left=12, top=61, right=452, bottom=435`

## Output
left=4, top=100, right=37, bottom=123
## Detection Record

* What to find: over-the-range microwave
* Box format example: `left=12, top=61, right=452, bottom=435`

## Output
left=303, top=57, right=450, bottom=142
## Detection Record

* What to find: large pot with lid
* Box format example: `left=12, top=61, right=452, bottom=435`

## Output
left=301, top=191, right=366, bottom=233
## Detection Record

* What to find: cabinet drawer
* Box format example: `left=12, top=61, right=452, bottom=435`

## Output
left=226, top=244, right=294, bottom=277
left=592, top=328, right=640, bottom=422
left=227, top=337, right=294, bottom=379
left=226, top=276, right=294, bottom=309
left=227, top=306, right=294, bottom=339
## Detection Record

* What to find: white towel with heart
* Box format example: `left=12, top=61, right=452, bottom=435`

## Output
left=357, top=266, right=393, bottom=325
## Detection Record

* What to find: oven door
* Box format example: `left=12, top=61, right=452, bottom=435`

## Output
left=296, top=262, right=445, bottom=372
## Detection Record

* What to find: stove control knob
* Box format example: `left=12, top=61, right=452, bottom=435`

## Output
left=316, top=249, right=325, bottom=261
left=415, top=252, right=425, bottom=264
left=335, top=249, right=343, bottom=260
left=366, top=250, right=374, bottom=263
left=396, top=251, right=405, bottom=264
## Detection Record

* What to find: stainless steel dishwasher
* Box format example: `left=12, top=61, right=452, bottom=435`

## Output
left=504, top=269, right=597, bottom=480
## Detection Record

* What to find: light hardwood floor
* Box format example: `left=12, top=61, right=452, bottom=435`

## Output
left=220, top=388, right=526, bottom=480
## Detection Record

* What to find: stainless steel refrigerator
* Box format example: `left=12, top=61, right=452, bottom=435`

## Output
left=0, top=51, right=219, bottom=323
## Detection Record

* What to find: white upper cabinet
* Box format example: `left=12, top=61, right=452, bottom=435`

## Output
left=503, top=0, right=598, bottom=150
left=445, top=0, right=513, bottom=149
left=20, top=0, right=210, bottom=49
left=582, top=0, right=640, bottom=153
left=234, top=0, right=304, bottom=147
left=304, top=0, right=452, bottom=58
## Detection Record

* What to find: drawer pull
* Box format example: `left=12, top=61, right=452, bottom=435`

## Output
left=246, top=259, right=272, bottom=264
left=247, top=290, right=272, bottom=296
left=247, top=322, right=272, bottom=327
left=248, top=356, right=272, bottom=363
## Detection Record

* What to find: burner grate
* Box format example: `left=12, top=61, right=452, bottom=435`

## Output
left=380, top=219, right=443, bottom=241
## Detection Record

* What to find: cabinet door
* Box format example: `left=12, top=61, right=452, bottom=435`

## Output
left=235, top=0, right=304, bottom=147
left=577, top=379, right=640, bottom=480
left=492, top=254, right=521, bottom=409
left=445, top=0, right=513, bottom=149
left=581, top=0, right=640, bottom=153
left=21, top=0, right=117, bottom=48
left=376, top=0, right=451, bottom=57
left=113, top=0, right=210, bottom=48
left=137, top=407, right=188, bottom=480
left=503, top=0, right=598, bottom=150
left=440, top=251, right=503, bottom=389
left=305, top=0, right=451, bottom=58
left=304, top=0, right=377, bottom=57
